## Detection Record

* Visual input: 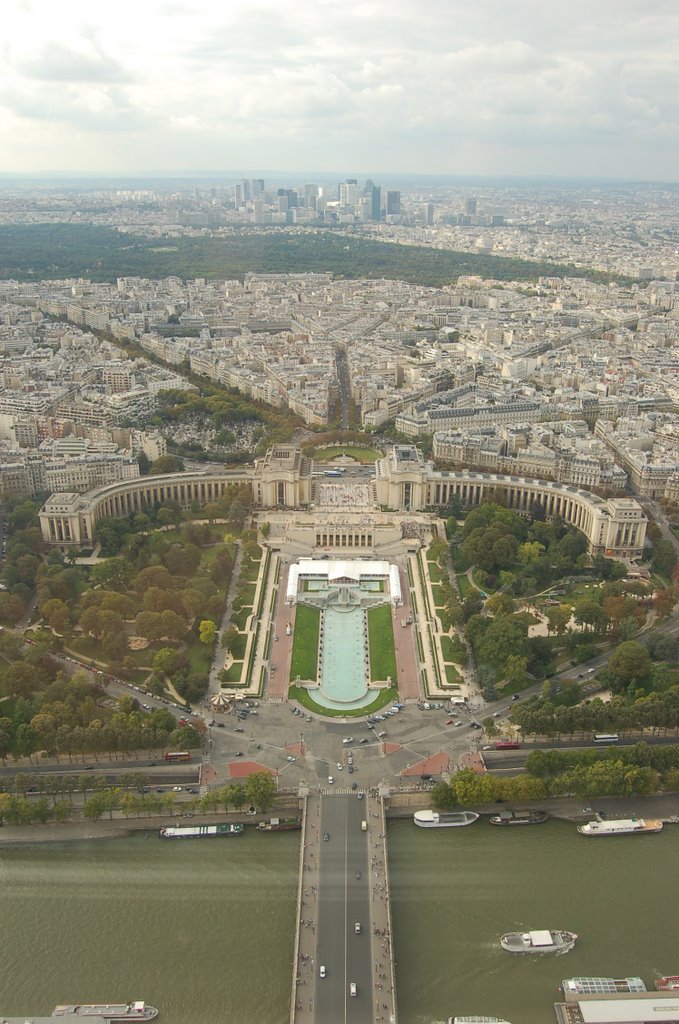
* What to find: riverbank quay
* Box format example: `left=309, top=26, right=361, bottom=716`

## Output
left=3, top=789, right=679, bottom=846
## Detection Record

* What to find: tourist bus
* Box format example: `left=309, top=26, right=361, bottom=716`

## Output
left=164, top=751, right=191, bottom=763
left=494, top=741, right=521, bottom=750
left=593, top=733, right=619, bottom=744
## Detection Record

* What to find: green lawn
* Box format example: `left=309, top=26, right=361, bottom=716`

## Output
left=290, top=604, right=320, bottom=681
left=427, top=560, right=442, bottom=583
left=367, top=604, right=397, bottom=682
left=430, top=582, right=444, bottom=608
left=186, top=640, right=214, bottom=677
left=288, top=684, right=398, bottom=718
left=221, top=662, right=244, bottom=683
left=440, top=634, right=468, bottom=664
left=227, top=630, right=248, bottom=660
left=232, top=606, right=252, bottom=631
left=457, top=573, right=476, bottom=599
left=444, top=664, right=462, bottom=685
left=312, top=445, right=381, bottom=463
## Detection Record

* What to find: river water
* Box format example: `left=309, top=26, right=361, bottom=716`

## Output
left=0, top=820, right=677, bottom=1024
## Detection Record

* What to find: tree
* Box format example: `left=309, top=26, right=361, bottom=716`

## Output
left=199, top=620, right=217, bottom=644
left=244, top=771, right=277, bottom=811
left=546, top=604, right=572, bottom=636
left=652, top=538, right=677, bottom=578
left=148, top=455, right=184, bottom=475
left=90, top=558, right=135, bottom=591
left=608, top=641, right=652, bottom=687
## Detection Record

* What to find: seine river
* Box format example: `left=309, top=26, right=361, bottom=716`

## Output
left=1, top=820, right=678, bottom=1024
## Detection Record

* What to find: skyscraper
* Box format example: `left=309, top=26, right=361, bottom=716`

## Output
left=386, top=190, right=401, bottom=215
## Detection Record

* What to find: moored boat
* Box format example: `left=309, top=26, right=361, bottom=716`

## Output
left=158, top=822, right=244, bottom=839
left=257, top=817, right=301, bottom=831
left=577, top=817, right=663, bottom=837
left=656, top=976, right=679, bottom=991
left=562, top=977, right=646, bottom=995
left=414, top=810, right=479, bottom=828
left=52, top=1003, right=158, bottom=1021
left=448, top=1017, right=513, bottom=1024
left=488, top=810, right=548, bottom=826
left=500, top=929, right=577, bottom=954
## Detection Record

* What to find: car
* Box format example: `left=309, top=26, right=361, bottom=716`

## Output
left=323, top=832, right=330, bottom=841
left=172, top=786, right=182, bottom=792
left=350, top=983, right=357, bottom=997
left=377, top=730, right=387, bottom=738
left=319, top=966, right=326, bottom=978
left=357, top=791, right=363, bottom=799
left=156, top=787, right=165, bottom=793
left=359, top=737, right=369, bottom=744
left=343, top=737, right=354, bottom=744
left=327, top=776, right=334, bottom=784
left=351, top=783, right=358, bottom=790
left=582, top=807, right=593, bottom=814
left=354, top=922, right=361, bottom=934
left=306, top=716, right=312, bottom=722
left=235, top=751, right=243, bottom=757
left=84, top=765, right=94, bottom=770
left=348, top=765, right=354, bottom=773
left=511, top=694, right=520, bottom=701
left=336, top=763, right=343, bottom=770
left=286, top=756, right=296, bottom=762
left=216, top=722, right=225, bottom=728
left=455, top=721, right=463, bottom=727
left=493, top=711, right=502, bottom=718
left=482, top=744, right=493, bottom=750
left=355, top=871, right=361, bottom=880
left=142, top=704, right=151, bottom=710
left=235, top=727, right=244, bottom=733
left=446, top=719, right=454, bottom=724
left=187, top=787, right=199, bottom=794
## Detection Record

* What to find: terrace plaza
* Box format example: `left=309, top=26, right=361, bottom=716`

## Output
left=39, top=443, right=646, bottom=560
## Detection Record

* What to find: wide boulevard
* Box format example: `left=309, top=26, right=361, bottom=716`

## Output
left=314, top=792, right=373, bottom=1023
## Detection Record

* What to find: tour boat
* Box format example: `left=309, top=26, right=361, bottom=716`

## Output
left=52, top=1002, right=158, bottom=1021
left=562, top=977, right=646, bottom=995
left=413, top=810, right=479, bottom=828
left=158, top=822, right=244, bottom=839
left=656, top=976, right=679, bottom=991
left=488, top=810, right=548, bottom=826
left=448, top=1018, right=512, bottom=1024
left=577, top=817, right=663, bottom=837
left=500, top=929, right=577, bottom=954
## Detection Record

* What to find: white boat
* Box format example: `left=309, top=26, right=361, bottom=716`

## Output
left=562, top=977, right=646, bottom=995
left=448, top=1018, right=513, bottom=1024
left=52, top=1003, right=158, bottom=1021
left=413, top=810, right=479, bottom=828
left=577, top=817, right=663, bottom=836
left=500, top=929, right=577, bottom=954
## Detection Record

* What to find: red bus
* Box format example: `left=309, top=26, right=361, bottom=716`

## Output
left=164, top=751, right=191, bottom=763
left=494, top=741, right=520, bottom=750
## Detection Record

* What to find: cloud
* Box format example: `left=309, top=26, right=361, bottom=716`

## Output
left=19, top=42, right=135, bottom=83
left=0, top=0, right=678, bottom=175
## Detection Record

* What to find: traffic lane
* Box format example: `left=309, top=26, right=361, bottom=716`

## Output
left=316, top=796, right=373, bottom=1024
left=317, top=796, right=349, bottom=1022
left=344, top=797, right=372, bottom=1017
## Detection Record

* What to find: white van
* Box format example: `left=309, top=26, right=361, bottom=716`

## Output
left=349, top=982, right=357, bottom=997
left=361, top=819, right=367, bottom=832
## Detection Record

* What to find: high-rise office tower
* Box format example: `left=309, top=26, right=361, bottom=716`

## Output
left=464, top=195, right=477, bottom=216
left=251, top=179, right=265, bottom=196
left=370, top=185, right=382, bottom=220
left=241, top=178, right=252, bottom=202
left=386, top=190, right=401, bottom=215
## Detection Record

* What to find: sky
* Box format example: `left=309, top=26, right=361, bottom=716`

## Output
left=1, top=0, right=678, bottom=180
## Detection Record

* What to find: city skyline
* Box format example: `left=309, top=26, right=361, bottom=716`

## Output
left=2, top=0, right=679, bottom=180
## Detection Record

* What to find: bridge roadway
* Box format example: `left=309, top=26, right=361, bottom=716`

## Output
left=291, top=790, right=397, bottom=1024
